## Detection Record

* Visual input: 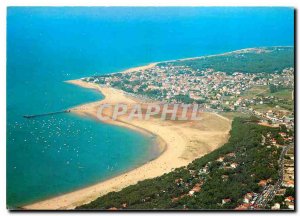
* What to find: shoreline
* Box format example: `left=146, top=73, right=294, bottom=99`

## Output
left=109, top=46, right=293, bottom=76
left=23, top=63, right=233, bottom=210
left=23, top=79, right=231, bottom=210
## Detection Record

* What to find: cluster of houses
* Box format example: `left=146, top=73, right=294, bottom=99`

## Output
left=170, top=142, right=285, bottom=210
left=283, top=147, right=295, bottom=188
left=234, top=132, right=294, bottom=210
left=84, top=64, right=294, bottom=131
left=234, top=192, right=259, bottom=210
left=270, top=146, right=295, bottom=210
left=236, top=129, right=295, bottom=211
left=233, top=95, right=294, bottom=128
left=169, top=151, right=240, bottom=206
left=267, top=131, right=294, bottom=194
left=263, top=131, right=294, bottom=148
left=107, top=127, right=294, bottom=210
left=271, top=193, right=295, bottom=210
left=85, top=64, right=293, bottom=105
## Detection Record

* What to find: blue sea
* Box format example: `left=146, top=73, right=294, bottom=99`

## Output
left=7, top=7, right=294, bottom=207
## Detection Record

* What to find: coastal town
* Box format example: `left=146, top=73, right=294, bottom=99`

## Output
left=80, top=47, right=295, bottom=210
left=83, top=51, right=294, bottom=129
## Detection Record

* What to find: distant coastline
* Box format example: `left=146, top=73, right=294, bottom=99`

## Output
left=114, top=46, right=293, bottom=75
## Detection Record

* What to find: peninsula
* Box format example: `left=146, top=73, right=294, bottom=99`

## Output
left=23, top=46, right=294, bottom=210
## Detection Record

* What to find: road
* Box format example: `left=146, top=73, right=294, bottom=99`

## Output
left=254, top=142, right=294, bottom=208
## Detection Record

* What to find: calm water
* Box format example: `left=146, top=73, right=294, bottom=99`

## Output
left=7, top=7, right=294, bottom=207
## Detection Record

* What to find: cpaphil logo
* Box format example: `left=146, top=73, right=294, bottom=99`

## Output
left=96, top=103, right=202, bottom=121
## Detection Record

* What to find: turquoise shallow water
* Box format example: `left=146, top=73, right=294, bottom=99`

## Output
left=7, top=7, right=294, bottom=207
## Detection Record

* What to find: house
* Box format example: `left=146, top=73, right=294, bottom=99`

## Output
left=175, top=178, right=183, bottom=183
left=285, top=196, right=295, bottom=203
left=230, top=163, right=238, bottom=169
left=276, top=189, right=286, bottom=196
left=279, top=132, right=287, bottom=137
left=199, top=167, right=208, bottom=174
left=235, top=203, right=250, bottom=210
left=171, top=197, right=180, bottom=202
left=287, top=203, right=294, bottom=210
left=108, top=207, right=118, bottom=210
left=188, top=190, right=195, bottom=196
left=271, top=138, right=277, bottom=145
left=216, top=156, right=224, bottom=162
left=191, top=183, right=202, bottom=192
left=283, top=180, right=294, bottom=188
left=222, top=198, right=231, bottom=205
left=271, top=203, right=280, bottom=210
left=226, top=152, right=236, bottom=157
left=258, top=180, right=267, bottom=187
left=243, top=192, right=254, bottom=203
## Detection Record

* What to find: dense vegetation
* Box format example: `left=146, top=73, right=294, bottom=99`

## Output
left=77, top=117, right=284, bottom=210
left=158, top=47, right=294, bottom=74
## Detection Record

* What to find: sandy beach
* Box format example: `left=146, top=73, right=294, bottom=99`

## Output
left=121, top=62, right=157, bottom=73
left=23, top=80, right=231, bottom=210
